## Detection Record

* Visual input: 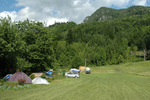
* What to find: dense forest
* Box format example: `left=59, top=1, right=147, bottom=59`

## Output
left=0, top=6, right=150, bottom=77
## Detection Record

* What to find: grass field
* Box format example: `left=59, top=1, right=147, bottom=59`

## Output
left=1, top=61, right=150, bottom=100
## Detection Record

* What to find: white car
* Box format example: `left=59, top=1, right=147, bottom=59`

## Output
left=65, top=72, right=80, bottom=78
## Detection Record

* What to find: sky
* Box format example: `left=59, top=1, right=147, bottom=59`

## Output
left=0, top=0, right=150, bottom=26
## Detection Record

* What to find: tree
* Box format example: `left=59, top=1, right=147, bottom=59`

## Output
left=71, top=56, right=84, bottom=68
left=66, top=28, right=73, bottom=44
left=0, top=16, right=17, bottom=76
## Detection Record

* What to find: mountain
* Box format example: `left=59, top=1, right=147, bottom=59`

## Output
left=83, top=6, right=150, bottom=23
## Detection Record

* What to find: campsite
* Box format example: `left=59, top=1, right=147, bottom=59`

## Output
left=1, top=61, right=150, bottom=100
left=1, top=2, right=150, bottom=100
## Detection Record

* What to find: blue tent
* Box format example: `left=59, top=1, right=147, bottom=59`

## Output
left=3, top=74, right=12, bottom=81
left=46, top=71, right=52, bottom=75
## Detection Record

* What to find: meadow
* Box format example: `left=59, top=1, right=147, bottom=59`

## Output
left=1, top=61, right=150, bottom=100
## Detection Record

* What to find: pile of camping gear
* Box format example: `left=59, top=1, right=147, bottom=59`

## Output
left=79, top=66, right=91, bottom=74
left=85, top=67, right=91, bottom=74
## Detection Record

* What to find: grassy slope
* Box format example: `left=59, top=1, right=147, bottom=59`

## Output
left=1, top=61, right=150, bottom=100
left=92, top=61, right=150, bottom=75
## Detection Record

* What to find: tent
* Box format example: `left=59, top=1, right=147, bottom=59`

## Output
left=46, top=71, right=52, bottom=75
left=32, top=77, right=50, bottom=84
left=31, top=73, right=43, bottom=77
left=46, top=71, right=53, bottom=78
left=7, top=72, right=32, bottom=84
left=3, top=74, right=12, bottom=81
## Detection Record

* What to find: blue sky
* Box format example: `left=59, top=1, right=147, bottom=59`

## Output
left=0, top=0, right=23, bottom=12
left=0, top=0, right=150, bottom=25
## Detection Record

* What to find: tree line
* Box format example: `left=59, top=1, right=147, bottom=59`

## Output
left=0, top=15, right=150, bottom=77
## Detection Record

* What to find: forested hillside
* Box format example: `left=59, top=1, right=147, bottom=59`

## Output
left=0, top=6, right=150, bottom=77
left=83, top=6, right=150, bottom=23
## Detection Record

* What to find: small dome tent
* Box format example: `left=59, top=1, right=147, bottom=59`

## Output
left=32, top=77, right=50, bottom=84
left=8, top=72, right=32, bottom=84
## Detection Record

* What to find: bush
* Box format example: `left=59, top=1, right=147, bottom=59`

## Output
left=0, top=79, right=5, bottom=86
left=18, top=79, right=26, bottom=85
left=46, top=78, right=53, bottom=83
left=29, top=74, right=35, bottom=80
left=62, top=69, right=66, bottom=76
left=41, top=73, right=46, bottom=79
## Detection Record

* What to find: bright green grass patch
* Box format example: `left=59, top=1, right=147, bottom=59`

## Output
left=91, top=61, right=150, bottom=76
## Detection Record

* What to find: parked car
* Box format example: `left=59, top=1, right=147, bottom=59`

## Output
left=65, top=72, right=80, bottom=78
left=70, top=68, right=80, bottom=73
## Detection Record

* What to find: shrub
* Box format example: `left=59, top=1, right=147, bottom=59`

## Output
left=41, top=73, right=46, bottom=79
left=0, top=79, right=5, bottom=86
left=29, top=74, right=35, bottom=80
left=18, top=79, right=26, bottom=85
left=46, top=78, right=52, bottom=83
left=62, top=69, right=66, bottom=76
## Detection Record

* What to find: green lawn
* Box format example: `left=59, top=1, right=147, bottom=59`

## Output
left=1, top=61, right=150, bottom=100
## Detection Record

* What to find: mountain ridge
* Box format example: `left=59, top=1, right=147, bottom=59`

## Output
left=83, top=5, right=150, bottom=23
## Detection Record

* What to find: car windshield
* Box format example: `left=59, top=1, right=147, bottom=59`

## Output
left=68, top=73, right=77, bottom=74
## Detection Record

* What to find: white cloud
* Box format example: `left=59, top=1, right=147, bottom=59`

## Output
left=89, top=0, right=131, bottom=9
left=0, top=11, right=17, bottom=21
left=132, top=0, right=147, bottom=6
left=74, top=0, right=79, bottom=6
left=0, top=0, right=149, bottom=26
left=47, top=18, right=68, bottom=26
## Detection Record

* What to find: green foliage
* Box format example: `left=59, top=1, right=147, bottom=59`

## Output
left=41, top=74, right=46, bottom=79
left=66, top=28, right=74, bottom=44
left=1, top=6, right=150, bottom=76
left=29, top=74, right=35, bottom=80
left=0, top=16, right=17, bottom=76
left=0, top=79, right=5, bottom=86
left=46, top=77, right=53, bottom=82
left=71, top=56, right=84, bottom=68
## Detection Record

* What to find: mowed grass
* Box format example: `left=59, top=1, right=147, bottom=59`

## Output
left=92, top=61, right=150, bottom=75
left=1, top=61, right=150, bottom=100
